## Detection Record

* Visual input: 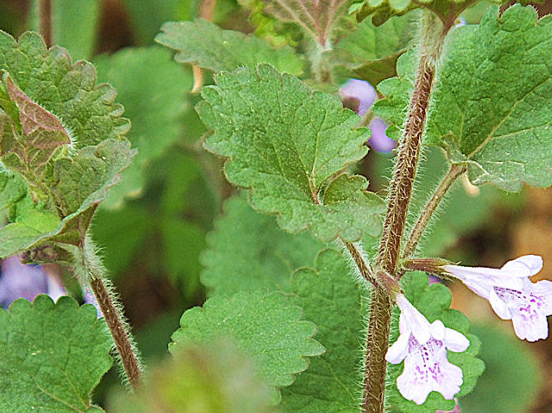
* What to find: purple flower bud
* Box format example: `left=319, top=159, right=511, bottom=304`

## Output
left=0, top=255, right=65, bottom=308
left=369, top=118, right=396, bottom=153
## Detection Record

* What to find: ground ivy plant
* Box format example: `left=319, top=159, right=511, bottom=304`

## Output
left=0, top=1, right=551, bottom=412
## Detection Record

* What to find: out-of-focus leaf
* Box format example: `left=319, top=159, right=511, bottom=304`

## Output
left=198, top=64, right=385, bottom=242
left=94, top=46, right=192, bottom=208
left=109, top=340, right=278, bottom=413
left=28, top=0, right=102, bottom=60
left=201, top=195, right=324, bottom=296
left=170, top=291, right=325, bottom=400
left=156, top=19, right=304, bottom=75
left=0, top=295, right=112, bottom=412
left=121, top=0, right=183, bottom=45
left=332, top=11, right=418, bottom=85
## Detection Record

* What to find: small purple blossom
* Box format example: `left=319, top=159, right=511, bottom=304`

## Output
left=386, top=295, right=470, bottom=405
left=444, top=255, right=552, bottom=342
left=340, top=78, right=396, bottom=153
left=0, top=255, right=65, bottom=308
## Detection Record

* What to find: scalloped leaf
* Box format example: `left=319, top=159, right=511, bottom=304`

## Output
left=155, top=19, right=304, bottom=75
left=0, top=295, right=112, bottom=412
left=281, top=248, right=367, bottom=413
left=201, top=194, right=325, bottom=296
left=375, top=6, right=552, bottom=192
left=170, top=291, right=325, bottom=401
left=331, top=11, right=418, bottom=85
left=0, top=31, right=135, bottom=259
left=197, top=64, right=385, bottom=242
left=386, top=272, right=485, bottom=413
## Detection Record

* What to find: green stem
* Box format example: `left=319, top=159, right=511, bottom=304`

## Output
left=75, top=236, right=142, bottom=389
left=362, top=11, right=452, bottom=413
left=402, top=163, right=467, bottom=259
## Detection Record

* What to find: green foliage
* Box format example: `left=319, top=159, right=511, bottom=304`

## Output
left=0, top=295, right=112, bottom=412
left=332, top=11, right=418, bottom=85
left=156, top=19, right=304, bottom=75
left=386, top=272, right=485, bottom=413
left=459, top=323, right=542, bottom=413
left=426, top=5, right=552, bottom=191
left=170, top=291, right=325, bottom=400
left=0, top=30, right=134, bottom=259
left=94, top=46, right=192, bottom=208
left=202, top=195, right=325, bottom=296
left=28, top=0, right=102, bottom=60
left=281, top=249, right=367, bottom=413
left=198, top=64, right=385, bottom=242
left=109, top=340, right=278, bottom=413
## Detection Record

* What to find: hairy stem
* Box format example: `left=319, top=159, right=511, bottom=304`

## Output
left=343, top=241, right=378, bottom=286
left=402, top=163, right=467, bottom=259
left=77, top=236, right=142, bottom=389
left=38, top=0, right=52, bottom=48
left=362, top=11, right=452, bottom=413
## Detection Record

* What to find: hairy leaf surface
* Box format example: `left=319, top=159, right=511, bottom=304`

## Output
left=197, top=64, right=384, bottom=242
left=156, top=19, right=304, bottom=75
left=0, top=295, right=112, bottom=412
left=170, top=291, right=325, bottom=400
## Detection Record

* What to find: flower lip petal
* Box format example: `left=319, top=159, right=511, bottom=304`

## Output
left=489, top=287, right=512, bottom=320
left=444, top=327, right=470, bottom=352
left=501, top=255, right=543, bottom=278
left=386, top=332, right=409, bottom=364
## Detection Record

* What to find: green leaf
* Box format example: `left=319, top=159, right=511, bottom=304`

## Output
left=201, top=194, right=325, bottom=296
left=109, top=340, right=277, bottom=413
left=331, top=11, right=418, bottom=85
left=170, top=291, right=325, bottom=400
left=197, top=64, right=385, bottom=242
left=155, top=19, right=304, bottom=76
left=0, top=31, right=134, bottom=259
left=0, top=170, right=26, bottom=212
left=353, top=0, right=500, bottom=26
left=281, top=248, right=367, bottom=413
left=94, top=46, right=192, bottom=207
left=28, top=0, right=102, bottom=60
left=425, top=6, right=552, bottom=191
left=0, top=295, right=112, bottom=412
left=386, top=272, right=485, bottom=413
left=260, top=0, right=351, bottom=45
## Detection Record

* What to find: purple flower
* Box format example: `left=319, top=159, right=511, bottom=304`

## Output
left=386, top=295, right=470, bottom=405
left=444, top=255, right=552, bottom=342
left=340, top=78, right=396, bottom=153
left=0, top=255, right=65, bottom=308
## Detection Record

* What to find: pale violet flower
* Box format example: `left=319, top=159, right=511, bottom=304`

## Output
left=340, top=79, right=396, bottom=153
left=386, top=295, right=470, bottom=405
left=444, top=255, right=552, bottom=342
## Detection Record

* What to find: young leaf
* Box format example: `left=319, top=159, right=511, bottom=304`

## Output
left=201, top=195, right=324, bottom=296
left=0, top=295, right=112, bottom=412
left=109, top=340, right=277, bottom=413
left=155, top=19, right=304, bottom=75
left=170, top=291, right=325, bottom=399
left=387, top=272, right=485, bottom=413
left=0, top=31, right=134, bottom=259
left=332, top=11, right=418, bottom=85
left=197, top=64, right=385, bottom=242
left=94, top=46, right=192, bottom=208
left=425, top=5, right=552, bottom=191
left=281, top=248, right=367, bottom=413
left=260, top=0, right=350, bottom=46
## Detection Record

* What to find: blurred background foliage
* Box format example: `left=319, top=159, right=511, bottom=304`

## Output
left=0, top=0, right=551, bottom=411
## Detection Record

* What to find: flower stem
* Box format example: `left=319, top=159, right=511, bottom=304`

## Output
left=38, top=0, right=52, bottom=48
left=362, top=11, right=452, bottom=413
left=402, top=163, right=467, bottom=259
left=76, top=236, right=142, bottom=389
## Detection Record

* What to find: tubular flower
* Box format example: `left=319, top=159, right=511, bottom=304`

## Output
left=444, top=255, right=552, bottom=342
left=386, top=295, right=470, bottom=405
